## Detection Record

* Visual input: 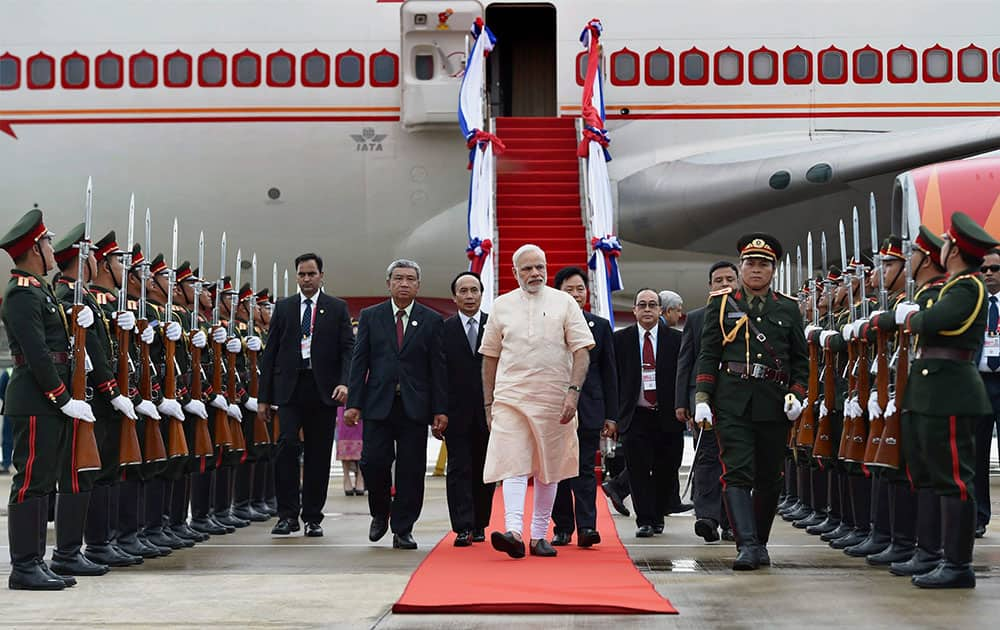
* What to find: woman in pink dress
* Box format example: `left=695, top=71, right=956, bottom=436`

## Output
left=336, top=385, right=365, bottom=495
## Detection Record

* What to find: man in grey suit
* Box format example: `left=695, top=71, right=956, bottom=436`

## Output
left=675, top=261, right=739, bottom=543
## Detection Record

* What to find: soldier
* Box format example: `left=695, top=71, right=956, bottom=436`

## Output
left=892, top=212, right=998, bottom=589
left=251, top=288, right=278, bottom=517
left=50, top=226, right=140, bottom=574
left=695, top=233, right=809, bottom=570
left=1, top=208, right=97, bottom=590
left=232, top=282, right=268, bottom=523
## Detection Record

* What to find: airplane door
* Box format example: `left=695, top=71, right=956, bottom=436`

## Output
left=485, top=3, right=556, bottom=117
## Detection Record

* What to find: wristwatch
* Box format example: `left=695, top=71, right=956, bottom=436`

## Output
left=567, top=385, right=581, bottom=393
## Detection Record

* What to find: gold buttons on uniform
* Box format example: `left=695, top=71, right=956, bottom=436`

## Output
left=756, top=317, right=762, bottom=322
left=921, top=369, right=928, bottom=376
left=756, top=353, right=763, bottom=359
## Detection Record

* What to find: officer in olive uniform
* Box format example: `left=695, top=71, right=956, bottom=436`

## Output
left=231, top=282, right=269, bottom=523
left=1, top=209, right=98, bottom=590
left=695, top=233, right=810, bottom=570
left=252, top=288, right=278, bottom=516
left=892, top=212, right=998, bottom=589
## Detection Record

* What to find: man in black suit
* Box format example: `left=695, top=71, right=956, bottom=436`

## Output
left=442, top=272, right=494, bottom=547
left=344, top=259, right=448, bottom=550
left=675, top=261, right=739, bottom=543
left=614, top=288, right=684, bottom=537
left=551, top=267, right=618, bottom=548
left=257, top=253, right=353, bottom=538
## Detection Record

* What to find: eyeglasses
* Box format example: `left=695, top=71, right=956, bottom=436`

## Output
left=982, top=265, right=1000, bottom=273
left=635, top=302, right=660, bottom=310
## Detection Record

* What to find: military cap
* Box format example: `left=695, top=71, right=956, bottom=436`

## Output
left=176, top=260, right=195, bottom=283
left=737, top=232, right=782, bottom=263
left=879, top=235, right=905, bottom=261
left=844, top=252, right=874, bottom=274
left=52, top=222, right=86, bottom=266
left=150, top=254, right=167, bottom=276
left=0, top=208, right=52, bottom=259
left=238, top=282, right=253, bottom=301
left=255, top=288, right=271, bottom=305
left=94, top=230, right=125, bottom=263
left=220, top=276, right=234, bottom=294
left=914, top=225, right=945, bottom=267
left=826, top=264, right=842, bottom=282
left=947, top=211, right=1000, bottom=258
left=130, top=244, right=145, bottom=267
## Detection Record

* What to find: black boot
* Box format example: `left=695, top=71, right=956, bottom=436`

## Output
left=753, top=487, right=781, bottom=567
left=913, top=496, right=976, bottom=589
left=777, top=457, right=797, bottom=511
left=724, top=487, right=760, bottom=571
left=891, top=488, right=943, bottom=576
left=831, top=475, right=870, bottom=548
left=8, top=498, right=65, bottom=591
left=84, top=485, right=142, bottom=567
left=50, top=492, right=109, bottom=576
left=783, top=463, right=812, bottom=521
left=795, top=467, right=828, bottom=529
left=868, top=482, right=917, bottom=566
left=37, top=495, right=75, bottom=587
left=214, top=468, right=250, bottom=528
left=846, top=476, right=891, bottom=557
left=143, top=479, right=183, bottom=549
left=808, top=469, right=841, bottom=535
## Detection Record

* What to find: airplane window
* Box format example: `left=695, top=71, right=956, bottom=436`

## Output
left=924, top=49, right=950, bottom=81
left=959, top=47, right=986, bottom=81
left=612, top=50, right=638, bottom=85
left=646, top=51, right=672, bottom=84
left=783, top=49, right=811, bottom=83
left=751, top=52, right=775, bottom=82
left=890, top=49, right=915, bottom=81
left=820, top=50, right=844, bottom=81
left=0, top=56, right=19, bottom=89
left=235, top=53, right=260, bottom=86
left=96, top=54, right=122, bottom=88
left=166, top=53, right=191, bottom=87
left=29, top=55, right=54, bottom=89
left=200, top=54, right=225, bottom=86
left=131, top=54, right=156, bottom=87
left=995, top=49, right=1000, bottom=81
left=855, top=50, right=880, bottom=81
left=577, top=52, right=588, bottom=84
left=415, top=54, right=434, bottom=80
left=716, top=51, right=740, bottom=82
left=683, top=53, right=705, bottom=82
left=302, top=52, right=330, bottom=87
left=63, top=55, right=87, bottom=88
left=337, top=53, right=362, bottom=86
left=371, top=52, right=398, bottom=86
left=268, top=54, right=293, bottom=86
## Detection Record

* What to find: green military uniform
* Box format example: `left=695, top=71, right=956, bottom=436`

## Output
left=253, top=288, right=278, bottom=516
left=696, top=233, right=809, bottom=570
left=1, top=208, right=76, bottom=590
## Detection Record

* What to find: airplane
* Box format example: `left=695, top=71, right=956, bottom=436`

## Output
left=3, top=0, right=1000, bottom=321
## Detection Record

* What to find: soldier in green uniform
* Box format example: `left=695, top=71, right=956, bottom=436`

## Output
left=50, top=226, right=141, bottom=574
left=252, top=288, right=278, bottom=516
left=1, top=209, right=98, bottom=590
left=890, top=212, right=997, bottom=589
left=231, top=282, right=269, bottom=523
left=695, top=233, right=809, bottom=570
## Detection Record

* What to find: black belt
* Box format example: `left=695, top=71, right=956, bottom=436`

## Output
left=918, top=347, right=974, bottom=361
left=723, top=361, right=789, bottom=387
left=12, top=352, right=70, bottom=367
left=635, top=405, right=658, bottom=414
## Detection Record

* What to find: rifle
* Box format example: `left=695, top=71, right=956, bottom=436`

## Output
left=164, top=218, right=189, bottom=459
left=71, top=177, right=102, bottom=472
left=211, top=233, right=233, bottom=448
left=227, top=249, right=247, bottom=453
left=836, top=219, right=855, bottom=460
left=795, top=233, right=817, bottom=449
left=864, top=194, right=889, bottom=464
left=117, top=196, right=142, bottom=466
left=250, top=254, right=270, bottom=446
left=189, top=231, right=214, bottom=457
left=845, top=207, right=870, bottom=462
left=139, top=209, right=167, bottom=463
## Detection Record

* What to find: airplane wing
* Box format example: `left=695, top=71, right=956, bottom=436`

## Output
left=617, top=118, right=1000, bottom=252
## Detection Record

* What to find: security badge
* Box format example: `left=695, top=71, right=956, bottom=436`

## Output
left=985, top=333, right=1000, bottom=358
left=642, top=362, right=656, bottom=391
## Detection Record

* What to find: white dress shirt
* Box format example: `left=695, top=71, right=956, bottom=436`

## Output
left=637, top=322, right=658, bottom=408
left=299, top=289, right=322, bottom=359
left=978, top=290, right=1000, bottom=373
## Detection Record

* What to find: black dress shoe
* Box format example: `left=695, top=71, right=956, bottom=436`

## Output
left=653, top=524, right=664, bottom=535
left=578, top=528, right=601, bottom=548
left=8, top=560, right=66, bottom=591
left=251, top=499, right=271, bottom=515
left=551, top=531, right=572, bottom=546
left=602, top=482, right=630, bottom=517
left=209, top=516, right=236, bottom=534
left=271, top=518, right=300, bottom=536
left=635, top=525, right=654, bottom=538
left=393, top=532, right=418, bottom=550
left=172, top=523, right=209, bottom=542
left=233, top=505, right=270, bottom=523
left=782, top=504, right=812, bottom=522
left=49, top=551, right=110, bottom=576
left=353, top=489, right=366, bottom=496
left=190, top=517, right=228, bottom=536
left=472, top=529, right=486, bottom=543
left=806, top=516, right=841, bottom=536
left=912, top=561, right=976, bottom=589
left=216, top=513, right=250, bottom=529
left=866, top=543, right=915, bottom=566
left=116, top=533, right=161, bottom=558
left=84, top=544, right=139, bottom=568
left=830, top=529, right=868, bottom=550
left=757, top=546, right=771, bottom=567
left=304, top=522, right=324, bottom=537
left=137, top=533, right=172, bottom=556
left=454, top=531, right=473, bottom=547
left=161, top=527, right=194, bottom=548
left=665, top=502, right=694, bottom=515
left=144, top=529, right=185, bottom=550
left=369, top=517, right=389, bottom=542
left=695, top=518, right=721, bottom=543
left=975, top=524, right=986, bottom=538
left=530, top=539, right=557, bottom=557
left=844, top=531, right=891, bottom=557
left=889, top=549, right=942, bottom=577
left=490, top=531, right=525, bottom=558
left=793, top=511, right=826, bottom=529
left=821, top=522, right=853, bottom=542
left=721, top=528, right=736, bottom=542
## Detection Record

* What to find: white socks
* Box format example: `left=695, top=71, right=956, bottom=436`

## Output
left=501, top=475, right=558, bottom=540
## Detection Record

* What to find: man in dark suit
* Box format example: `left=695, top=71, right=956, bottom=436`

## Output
left=257, top=253, right=353, bottom=538
left=551, top=267, right=618, bottom=548
left=442, top=272, right=494, bottom=547
left=675, top=261, right=739, bottom=543
left=615, top=288, right=684, bottom=537
left=344, top=259, right=448, bottom=550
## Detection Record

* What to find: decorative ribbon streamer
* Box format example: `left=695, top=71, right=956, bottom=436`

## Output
left=466, top=129, right=506, bottom=170
left=578, top=125, right=611, bottom=162
left=466, top=237, right=493, bottom=274
left=588, top=235, right=624, bottom=292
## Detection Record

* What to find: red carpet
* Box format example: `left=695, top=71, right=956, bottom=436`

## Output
left=392, top=487, right=678, bottom=614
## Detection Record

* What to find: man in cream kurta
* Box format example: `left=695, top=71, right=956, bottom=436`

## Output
left=480, top=244, right=595, bottom=558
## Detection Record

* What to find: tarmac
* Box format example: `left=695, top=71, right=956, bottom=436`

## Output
left=0, top=438, right=997, bottom=629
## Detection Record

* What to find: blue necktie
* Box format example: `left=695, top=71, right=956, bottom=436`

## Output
left=301, top=297, right=313, bottom=339
left=988, top=296, right=999, bottom=371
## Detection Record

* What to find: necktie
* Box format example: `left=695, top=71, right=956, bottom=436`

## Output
left=396, top=309, right=406, bottom=349
left=301, top=297, right=313, bottom=339
left=467, top=317, right=478, bottom=354
left=989, top=296, right=999, bottom=370
left=643, top=331, right=657, bottom=406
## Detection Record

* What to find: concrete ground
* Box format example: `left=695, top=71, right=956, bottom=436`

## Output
left=0, top=439, right=998, bottom=629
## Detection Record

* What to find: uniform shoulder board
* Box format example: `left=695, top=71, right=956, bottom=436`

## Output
left=708, top=287, right=733, bottom=297
left=94, top=292, right=107, bottom=305
left=776, top=291, right=797, bottom=302
left=16, top=275, right=30, bottom=287
left=237, top=321, right=247, bottom=331
left=127, top=299, right=137, bottom=309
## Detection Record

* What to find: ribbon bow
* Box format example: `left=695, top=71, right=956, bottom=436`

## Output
left=466, top=129, right=506, bottom=169
left=466, top=237, right=493, bottom=274
left=579, top=19, right=603, bottom=48
left=588, top=235, right=623, bottom=292
left=578, top=124, right=611, bottom=162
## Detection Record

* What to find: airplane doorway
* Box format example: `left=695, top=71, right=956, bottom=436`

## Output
left=485, top=4, right=556, bottom=117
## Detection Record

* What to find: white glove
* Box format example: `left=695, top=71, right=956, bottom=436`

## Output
left=59, top=399, right=96, bottom=423
left=212, top=327, right=227, bottom=344
left=226, top=337, right=242, bottom=353
left=191, top=330, right=207, bottom=349
left=136, top=399, right=161, bottom=420
left=818, top=400, right=828, bottom=419
left=244, top=396, right=258, bottom=413
left=804, top=324, right=823, bottom=339
left=165, top=321, right=182, bottom=342
left=694, top=402, right=713, bottom=426
left=115, top=310, right=136, bottom=331
left=227, top=403, right=243, bottom=422
left=884, top=396, right=897, bottom=418
left=75, top=305, right=94, bottom=329
left=245, top=336, right=262, bottom=352
left=842, top=323, right=855, bottom=341
left=853, top=317, right=868, bottom=338
left=845, top=396, right=861, bottom=419
left=210, top=394, right=229, bottom=411
left=867, top=394, right=883, bottom=419
left=183, top=399, right=208, bottom=419
left=157, top=398, right=184, bottom=421
left=895, top=301, right=920, bottom=325
left=110, top=394, right=137, bottom=420
left=784, top=395, right=803, bottom=421
left=140, top=325, right=155, bottom=345
left=820, top=330, right=839, bottom=347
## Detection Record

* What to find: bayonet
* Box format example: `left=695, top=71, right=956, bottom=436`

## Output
left=251, top=253, right=257, bottom=335
left=166, top=218, right=178, bottom=316
left=119, top=195, right=135, bottom=313
left=785, top=254, right=791, bottom=297
left=283, top=269, right=289, bottom=298
left=214, top=233, right=225, bottom=328
left=822, top=232, right=833, bottom=329
left=853, top=206, right=868, bottom=319
left=796, top=246, right=803, bottom=302
left=901, top=189, right=914, bottom=304
left=229, top=248, right=241, bottom=338
left=75, top=177, right=93, bottom=309
left=272, top=262, right=277, bottom=306
left=139, top=208, right=150, bottom=322
left=807, top=233, right=816, bottom=327
left=840, top=219, right=855, bottom=324
left=193, top=231, right=204, bottom=330
left=871, top=193, right=887, bottom=311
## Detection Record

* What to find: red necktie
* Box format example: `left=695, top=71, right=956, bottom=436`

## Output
left=396, top=309, right=405, bottom=349
left=643, top=331, right=657, bottom=406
